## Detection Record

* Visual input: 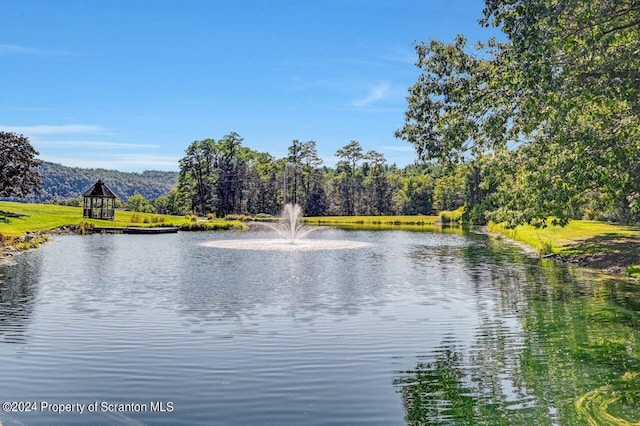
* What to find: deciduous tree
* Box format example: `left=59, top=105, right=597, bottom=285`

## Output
left=396, top=0, right=640, bottom=225
left=0, top=131, right=43, bottom=198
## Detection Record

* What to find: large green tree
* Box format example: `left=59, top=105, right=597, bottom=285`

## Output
left=0, top=131, right=43, bottom=198
left=214, top=132, right=246, bottom=216
left=336, top=140, right=364, bottom=215
left=177, top=138, right=218, bottom=215
left=397, top=0, right=640, bottom=225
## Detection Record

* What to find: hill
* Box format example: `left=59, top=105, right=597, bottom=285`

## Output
left=14, top=162, right=179, bottom=202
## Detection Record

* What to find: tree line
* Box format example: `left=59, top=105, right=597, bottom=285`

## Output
left=161, top=132, right=459, bottom=217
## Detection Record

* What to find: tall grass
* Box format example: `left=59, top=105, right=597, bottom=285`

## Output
left=439, top=207, right=465, bottom=224
left=304, top=214, right=440, bottom=226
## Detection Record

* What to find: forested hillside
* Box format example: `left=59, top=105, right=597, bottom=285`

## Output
left=19, top=162, right=178, bottom=202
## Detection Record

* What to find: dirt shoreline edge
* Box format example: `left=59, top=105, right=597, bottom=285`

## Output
left=483, top=226, right=640, bottom=279
left=0, top=226, right=77, bottom=266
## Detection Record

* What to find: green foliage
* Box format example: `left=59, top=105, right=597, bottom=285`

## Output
left=179, top=220, right=246, bottom=231
left=172, top=133, right=442, bottom=218
left=625, top=265, right=640, bottom=278
left=305, top=214, right=440, bottom=227
left=126, top=193, right=155, bottom=213
left=625, top=266, right=640, bottom=279
left=77, top=221, right=94, bottom=235
left=396, top=0, right=640, bottom=227
left=0, top=131, right=43, bottom=198
left=130, top=213, right=144, bottom=223
left=433, top=171, right=466, bottom=212
left=439, top=207, right=465, bottom=224
left=224, top=213, right=255, bottom=221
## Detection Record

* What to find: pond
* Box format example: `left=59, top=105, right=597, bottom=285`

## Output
left=0, top=227, right=639, bottom=425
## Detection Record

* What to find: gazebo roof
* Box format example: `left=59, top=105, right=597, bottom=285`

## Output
left=83, top=179, right=117, bottom=198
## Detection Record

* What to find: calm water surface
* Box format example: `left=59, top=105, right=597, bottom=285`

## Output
left=0, top=228, right=639, bottom=425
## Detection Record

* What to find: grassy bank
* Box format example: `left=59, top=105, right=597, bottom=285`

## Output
left=304, top=214, right=441, bottom=226
left=0, top=201, right=245, bottom=238
left=488, top=220, right=640, bottom=278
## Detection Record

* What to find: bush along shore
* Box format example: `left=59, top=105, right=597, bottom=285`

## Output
left=0, top=228, right=67, bottom=265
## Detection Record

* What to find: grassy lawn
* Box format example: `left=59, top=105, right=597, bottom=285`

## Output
left=0, top=201, right=244, bottom=237
left=488, top=220, right=640, bottom=277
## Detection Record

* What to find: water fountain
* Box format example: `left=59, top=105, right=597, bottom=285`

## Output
left=265, top=203, right=315, bottom=243
left=201, top=203, right=372, bottom=251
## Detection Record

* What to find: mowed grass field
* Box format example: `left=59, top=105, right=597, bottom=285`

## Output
left=0, top=201, right=243, bottom=237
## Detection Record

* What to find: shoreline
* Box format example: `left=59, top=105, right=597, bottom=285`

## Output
left=544, top=250, right=640, bottom=276
left=3, top=225, right=639, bottom=279
left=0, top=226, right=77, bottom=266
left=484, top=227, right=640, bottom=279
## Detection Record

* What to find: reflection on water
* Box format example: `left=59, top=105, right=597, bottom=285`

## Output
left=0, top=251, right=42, bottom=344
left=395, top=238, right=640, bottom=425
left=0, top=229, right=639, bottom=424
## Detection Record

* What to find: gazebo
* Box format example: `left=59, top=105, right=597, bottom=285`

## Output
left=83, top=179, right=118, bottom=220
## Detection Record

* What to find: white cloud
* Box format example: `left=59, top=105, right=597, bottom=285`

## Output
left=34, top=140, right=160, bottom=150
left=319, top=155, right=340, bottom=168
left=41, top=153, right=181, bottom=172
left=0, top=124, right=104, bottom=135
left=0, top=44, right=71, bottom=56
left=381, top=145, right=414, bottom=153
left=1, top=123, right=177, bottom=171
left=351, top=82, right=391, bottom=108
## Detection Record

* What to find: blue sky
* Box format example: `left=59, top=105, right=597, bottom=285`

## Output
left=2, top=0, right=496, bottom=172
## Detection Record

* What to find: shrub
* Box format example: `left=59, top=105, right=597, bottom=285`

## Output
left=538, top=239, right=554, bottom=256
left=179, top=221, right=247, bottom=231
left=130, top=213, right=143, bottom=223
left=77, top=221, right=94, bottom=235
left=440, top=207, right=465, bottom=224
left=225, top=213, right=254, bottom=221
left=625, top=265, right=640, bottom=279
left=150, top=215, right=165, bottom=224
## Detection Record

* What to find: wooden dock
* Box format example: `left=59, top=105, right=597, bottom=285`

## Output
left=92, top=227, right=179, bottom=234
